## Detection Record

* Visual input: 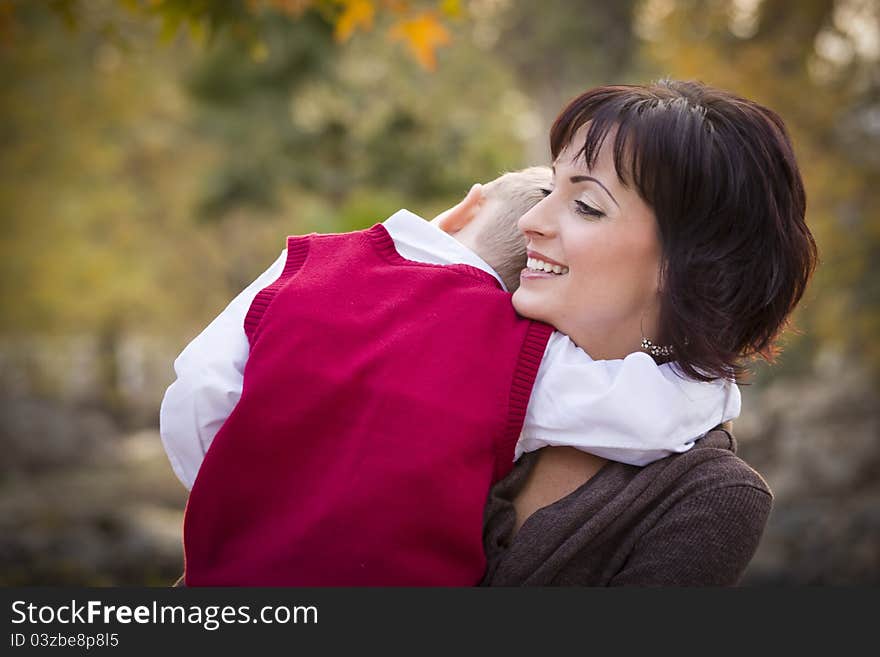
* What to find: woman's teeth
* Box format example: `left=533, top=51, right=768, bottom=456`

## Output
left=527, top=257, right=569, bottom=275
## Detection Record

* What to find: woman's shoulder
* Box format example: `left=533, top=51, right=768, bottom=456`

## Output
left=482, top=428, right=773, bottom=586
left=597, top=427, right=773, bottom=585
left=660, top=426, right=772, bottom=500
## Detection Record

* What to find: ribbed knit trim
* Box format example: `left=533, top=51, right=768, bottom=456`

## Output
left=364, top=223, right=502, bottom=287
left=496, top=321, right=554, bottom=483
left=243, top=235, right=312, bottom=345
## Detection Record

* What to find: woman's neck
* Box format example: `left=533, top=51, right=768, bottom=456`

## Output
left=568, top=323, right=644, bottom=361
left=564, top=304, right=661, bottom=360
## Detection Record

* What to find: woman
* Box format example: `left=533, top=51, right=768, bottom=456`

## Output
left=480, top=79, right=817, bottom=586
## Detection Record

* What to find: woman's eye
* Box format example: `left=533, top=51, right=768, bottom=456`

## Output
left=575, top=200, right=605, bottom=218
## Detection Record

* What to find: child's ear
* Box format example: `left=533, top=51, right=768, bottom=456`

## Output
left=431, top=183, right=483, bottom=234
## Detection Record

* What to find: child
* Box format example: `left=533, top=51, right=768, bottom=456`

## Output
left=164, top=167, right=739, bottom=585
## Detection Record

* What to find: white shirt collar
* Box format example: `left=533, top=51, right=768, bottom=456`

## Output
left=382, top=209, right=508, bottom=291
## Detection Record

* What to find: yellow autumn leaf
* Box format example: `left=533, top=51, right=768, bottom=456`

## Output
left=389, top=11, right=451, bottom=71
left=335, top=0, right=375, bottom=42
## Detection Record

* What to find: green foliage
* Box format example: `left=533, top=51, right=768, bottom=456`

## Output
left=183, top=6, right=526, bottom=217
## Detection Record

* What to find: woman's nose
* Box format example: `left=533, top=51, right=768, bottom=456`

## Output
left=518, top=197, right=555, bottom=238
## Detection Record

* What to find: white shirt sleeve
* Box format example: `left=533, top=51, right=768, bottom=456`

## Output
left=159, top=250, right=288, bottom=489
left=518, top=331, right=742, bottom=466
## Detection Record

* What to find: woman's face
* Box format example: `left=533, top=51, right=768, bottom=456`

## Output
left=512, top=125, right=663, bottom=358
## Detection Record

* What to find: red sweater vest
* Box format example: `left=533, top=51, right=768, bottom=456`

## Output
left=183, top=224, right=553, bottom=585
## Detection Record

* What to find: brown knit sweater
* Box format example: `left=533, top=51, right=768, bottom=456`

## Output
left=480, top=427, right=772, bottom=586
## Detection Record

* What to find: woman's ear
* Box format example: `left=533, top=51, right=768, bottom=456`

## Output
left=431, top=183, right=483, bottom=234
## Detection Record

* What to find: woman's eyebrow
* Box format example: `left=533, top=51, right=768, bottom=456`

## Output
left=551, top=165, right=620, bottom=208
left=569, top=176, right=619, bottom=207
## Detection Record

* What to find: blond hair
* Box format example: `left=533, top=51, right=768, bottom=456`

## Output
left=474, top=166, right=552, bottom=292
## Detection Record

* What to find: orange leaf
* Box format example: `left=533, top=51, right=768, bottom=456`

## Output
left=335, top=0, right=375, bottom=42
left=388, top=11, right=451, bottom=71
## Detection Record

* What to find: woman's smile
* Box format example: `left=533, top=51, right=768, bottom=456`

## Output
left=523, top=249, right=569, bottom=278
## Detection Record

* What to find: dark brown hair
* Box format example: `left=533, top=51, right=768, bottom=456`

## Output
left=550, top=79, right=818, bottom=382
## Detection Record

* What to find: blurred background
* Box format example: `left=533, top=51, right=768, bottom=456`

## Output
left=1, top=0, right=877, bottom=585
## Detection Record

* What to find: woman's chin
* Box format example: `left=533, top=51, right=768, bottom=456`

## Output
left=511, top=287, right=545, bottom=322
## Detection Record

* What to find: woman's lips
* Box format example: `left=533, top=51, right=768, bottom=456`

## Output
left=520, top=268, right=560, bottom=280
left=526, top=250, right=567, bottom=268
left=523, top=250, right=569, bottom=278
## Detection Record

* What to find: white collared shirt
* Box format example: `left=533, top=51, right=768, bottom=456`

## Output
left=160, top=209, right=741, bottom=489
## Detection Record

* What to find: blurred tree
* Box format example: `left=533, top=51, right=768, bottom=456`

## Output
left=180, top=4, right=528, bottom=218
left=488, top=0, right=642, bottom=139
left=182, top=9, right=340, bottom=215
left=0, top=2, right=240, bottom=418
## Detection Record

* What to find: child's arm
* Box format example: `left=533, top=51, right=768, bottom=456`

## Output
left=159, top=250, right=287, bottom=490
left=519, top=332, right=741, bottom=465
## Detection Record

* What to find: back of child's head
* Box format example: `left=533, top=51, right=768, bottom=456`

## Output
left=474, top=166, right=553, bottom=292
